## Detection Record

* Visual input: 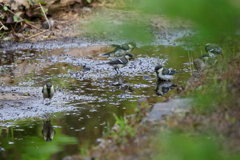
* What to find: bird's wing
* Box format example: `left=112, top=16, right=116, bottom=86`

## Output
left=168, top=69, right=176, bottom=75
left=108, top=58, right=127, bottom=65
left=162, top=68, right=171, bottom=75
left=102, top=50, right=115, bottom=56
left=214, top=47, right=222, bottom=53
left=162, top=68, right=178, bottom=75
left=209, top=48, right=215, bottom=53
left=111, top=44, right=122, bottom=48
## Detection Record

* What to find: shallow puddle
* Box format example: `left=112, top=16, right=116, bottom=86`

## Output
left=0, top=39, right=193, bottom=159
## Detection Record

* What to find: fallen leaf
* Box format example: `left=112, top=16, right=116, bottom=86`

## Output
left=3, top=36, right=13, bottom=41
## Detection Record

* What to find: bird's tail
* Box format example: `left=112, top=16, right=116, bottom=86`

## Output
left=102, top=50, right=114, bottom=56
left=97, top=63, right=107, bottom=65
left=176, top=71, right=184, bottom=73
left=111, top=44, right=121, bottom=48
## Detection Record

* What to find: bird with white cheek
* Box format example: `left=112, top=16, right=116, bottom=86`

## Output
left=155, top=65, right=183, bottom=81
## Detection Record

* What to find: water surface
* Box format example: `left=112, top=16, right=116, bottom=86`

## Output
left=0, top=42, right=193, bottom=159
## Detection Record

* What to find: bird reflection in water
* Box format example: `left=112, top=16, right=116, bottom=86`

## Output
left=42, top=120, right=56, bottom=142
left=111, top=76, right=133, bottom=93
left=155, top=80, right=177, bottom=96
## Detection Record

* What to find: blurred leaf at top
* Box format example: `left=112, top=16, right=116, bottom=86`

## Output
left=138, top=0, right=240, bottom=41
left=84, top=10, right=153, bottom=43
left=85, top=0, right=240, bottom=42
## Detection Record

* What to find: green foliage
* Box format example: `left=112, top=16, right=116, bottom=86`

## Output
left=189, top=45, right=237, bottom=113
left=190, top=74, right=230, bottom=112
left=3, top=5, right=8, bottom=11
left=20, top=134, right=77, bottom=160
left=0, top=122, right=77, bottom=160
left=86, top=0, right=239, bottom=42
left=87, top=0, right=91, bottom=3
left=38, top=0, right=48, bottom=5
left=28, top=0, right=48, bottom=5
left=83, top=11, right=153, bottom=43
left=13, top=15, right=22, bottom=22
left=154, top=132, right=240, bottom=160
left=113, top=114, right=135, bottom=138
left=138, top=0, right=239, bottom=41
left=102, top=114, right=136, bottom=144
left=0, top=32, right=6, bottom=38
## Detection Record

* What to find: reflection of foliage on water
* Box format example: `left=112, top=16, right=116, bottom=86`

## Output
left=0, top=120, right=77, bottom=160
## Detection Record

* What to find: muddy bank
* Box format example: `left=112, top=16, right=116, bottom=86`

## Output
left=0, top=28, right=194, bottom=52
left=0, top=37, right=106, bottom=51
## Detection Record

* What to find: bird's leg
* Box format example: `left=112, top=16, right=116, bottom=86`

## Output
left=114, top=68, right=119, bottom=74
left=118, top=68, right=122, bottom=75
left=46, top=99, right=51, bottom=105
left=48, top=99, right=52, bottom=105
left=43, top=99, right=51, bottom=105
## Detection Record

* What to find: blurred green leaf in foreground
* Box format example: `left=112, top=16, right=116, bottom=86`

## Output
left=84, top=0, right=240, bottom=43
left=138, top=0, right=240, bottom=41
left=155, top=132, right=240, bottom=160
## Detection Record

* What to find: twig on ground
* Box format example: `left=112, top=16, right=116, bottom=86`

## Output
left=0, top=21, right=8, bottom=30
left=27, top=30, right=49, bottom=39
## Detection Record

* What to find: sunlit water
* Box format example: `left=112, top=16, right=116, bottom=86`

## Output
left=0, top=42, right=194, bottom=159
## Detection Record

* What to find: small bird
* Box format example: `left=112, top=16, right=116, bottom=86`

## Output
left=194, top=53, right=218, bottom=72
left=42, top=18, right=54, bottom=30
left=205, top=43, right=222, bottom=56
left=42, top=82, right=55, bottom=100
left=111, top=76, right=134, bottom=93
left=193, top=58, right=209, bottom=73
left=98, top=53, right=134, bottom=74
left=82, top=63, right=91, bottom=72
left=200, top=54, right=217, bottom=65
left=102, top=42, right=136, bottom=57
left=155, top=65, right=183, bottom=81
left=42, top=120, right=56, bottom=142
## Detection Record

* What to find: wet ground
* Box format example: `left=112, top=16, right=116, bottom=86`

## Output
left=0, top=30, right=195, bottom=159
